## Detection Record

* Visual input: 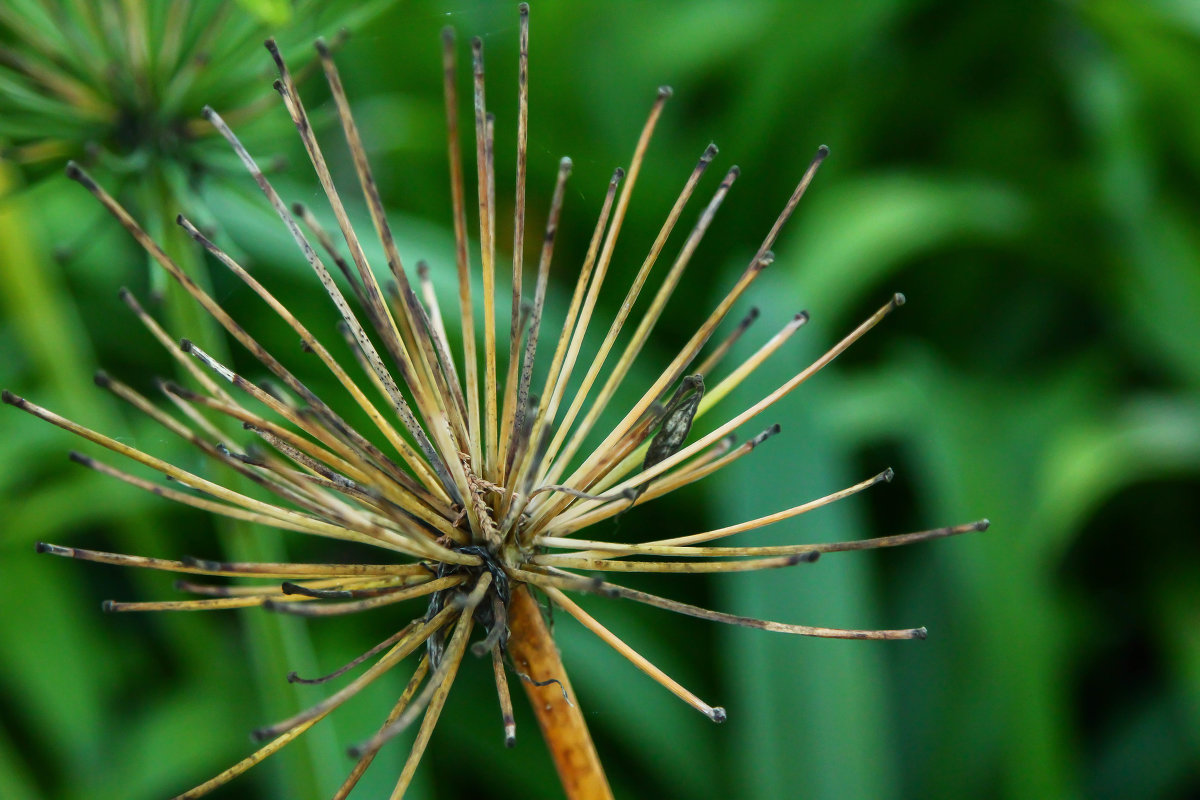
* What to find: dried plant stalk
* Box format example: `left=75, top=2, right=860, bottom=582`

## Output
left=507, top=586, right=613, bottom=800
left=4, top=4, right=991, bottom=797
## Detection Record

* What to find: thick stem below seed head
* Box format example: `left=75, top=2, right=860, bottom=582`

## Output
left=506, top=585, right=612, bottom=800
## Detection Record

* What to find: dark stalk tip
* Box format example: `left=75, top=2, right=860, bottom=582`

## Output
left=505, top=733, right=516, bottom=748
left=794, top=310, right=810, bottom=324
left=441, top=26, right=455, bottom=44
left=746, top=306, right=760, bottom=321
left=347, top=745, right=365, bottom=760
left=35, top=542, right=52, bottom=554
left=709, top=707, right=727, bottom=724
left=584, top=577, right=610, bottom=595
left=101, top=600, right=116, bottom=613
left=882, top=467, right=895, bottom=483
left=250, top=727, right=272, bottom=743
left=893, top=292, right=906, bottom=307
left=914, top=627, right=929, bottom=640
left=291, top=201, right=306, bottom=216
left=272, top=78, right=285, bottom=95
left=286, top=671, right=300, bottom=683
left=2, top=389, right=20, bottom=406
left=612, top=167, right=626, bottom=182
left=816, top=144, right=830, bottom=160
left=65, top=161, right=96, bottom=190
left=314, top=37, right=330, bottom=57
left=519, top=2, right=529, bottom=15
left=280, top=582, right=303, bottom=595
left=117, top=286, right=132, bottom=302
left=750, top=425, right=777, bottom=447
left=201, top=105, right=215, bottom=120
left=657, top=85, right=673, bottom=99
left=975, top=519, right=991, bottom=531
left=702, top=143, right=719, bottom=161
left=264, top=38, right=281, bottom=59
left=560, top=155, right=573, bottom=171
left=161, top=381, right=187, bottom=399
left=92, top=370, right=110, bottom=388
left=790, top=551, right=819, bottom=565
left=179, top=338, right=193, bottom=353
left=471, top=36, right=483, bottom=51
left=67, top=450, right=91, bottom=466
left=726, top=165, right=741, bottom=181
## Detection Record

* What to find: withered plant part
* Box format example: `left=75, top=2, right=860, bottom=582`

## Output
left=6, top=5, right=989, bottom=799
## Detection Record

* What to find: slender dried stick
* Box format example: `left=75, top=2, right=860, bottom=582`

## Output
left=441, top=27, right=482, bottom=469
left=332, top=657, right=431, bottom=800
left=537, top=518, right=988, bottom=560
left=498, top=4, right=531, bottom=477
left=471, top=38, right=500, bottom=475
left=536, top=292, right=902, bottom=535
left=550, top=146, right=830, bottom=511
left=537, top=88, right=671, bottom=475
left=544, top=586, right=726, bottom=722
left=542, top=143, right=718, bottom=481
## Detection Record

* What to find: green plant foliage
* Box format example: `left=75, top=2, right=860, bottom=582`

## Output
left=2, top=1, right=1197, bottom=798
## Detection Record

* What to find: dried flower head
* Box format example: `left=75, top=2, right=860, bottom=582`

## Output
left=0, top=0, right=391, bottom=277
left=0, top=0, right=392, bottom=168
left=5, top=5, right=989, bottom=798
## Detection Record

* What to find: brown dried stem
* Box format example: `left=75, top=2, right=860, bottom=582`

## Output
left=506, top=584, right=612, bottom=800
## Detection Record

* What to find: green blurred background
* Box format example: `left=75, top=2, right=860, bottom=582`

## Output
left=2, top=0, right=1199, bottom=798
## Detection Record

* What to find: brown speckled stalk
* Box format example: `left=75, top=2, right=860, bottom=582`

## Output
left=506, top=585, right=612, bottom=800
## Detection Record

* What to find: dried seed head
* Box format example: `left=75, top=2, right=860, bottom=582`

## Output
left=6, top=5, right=990, bottom=798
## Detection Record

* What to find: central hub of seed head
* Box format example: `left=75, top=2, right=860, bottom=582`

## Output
left=425, top=543, right=512, bottom=668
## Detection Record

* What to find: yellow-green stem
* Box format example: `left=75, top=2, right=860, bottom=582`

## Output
left=152, top=175, right=336, bottom=798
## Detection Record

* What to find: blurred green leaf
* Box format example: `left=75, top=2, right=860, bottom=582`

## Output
left=234, top=0, right=293, bottom=26
left=4, top=1, right=1200, bottom=799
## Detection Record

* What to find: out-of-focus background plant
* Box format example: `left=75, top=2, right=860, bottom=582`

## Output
left=2, top=1, right=1197, bottom=798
